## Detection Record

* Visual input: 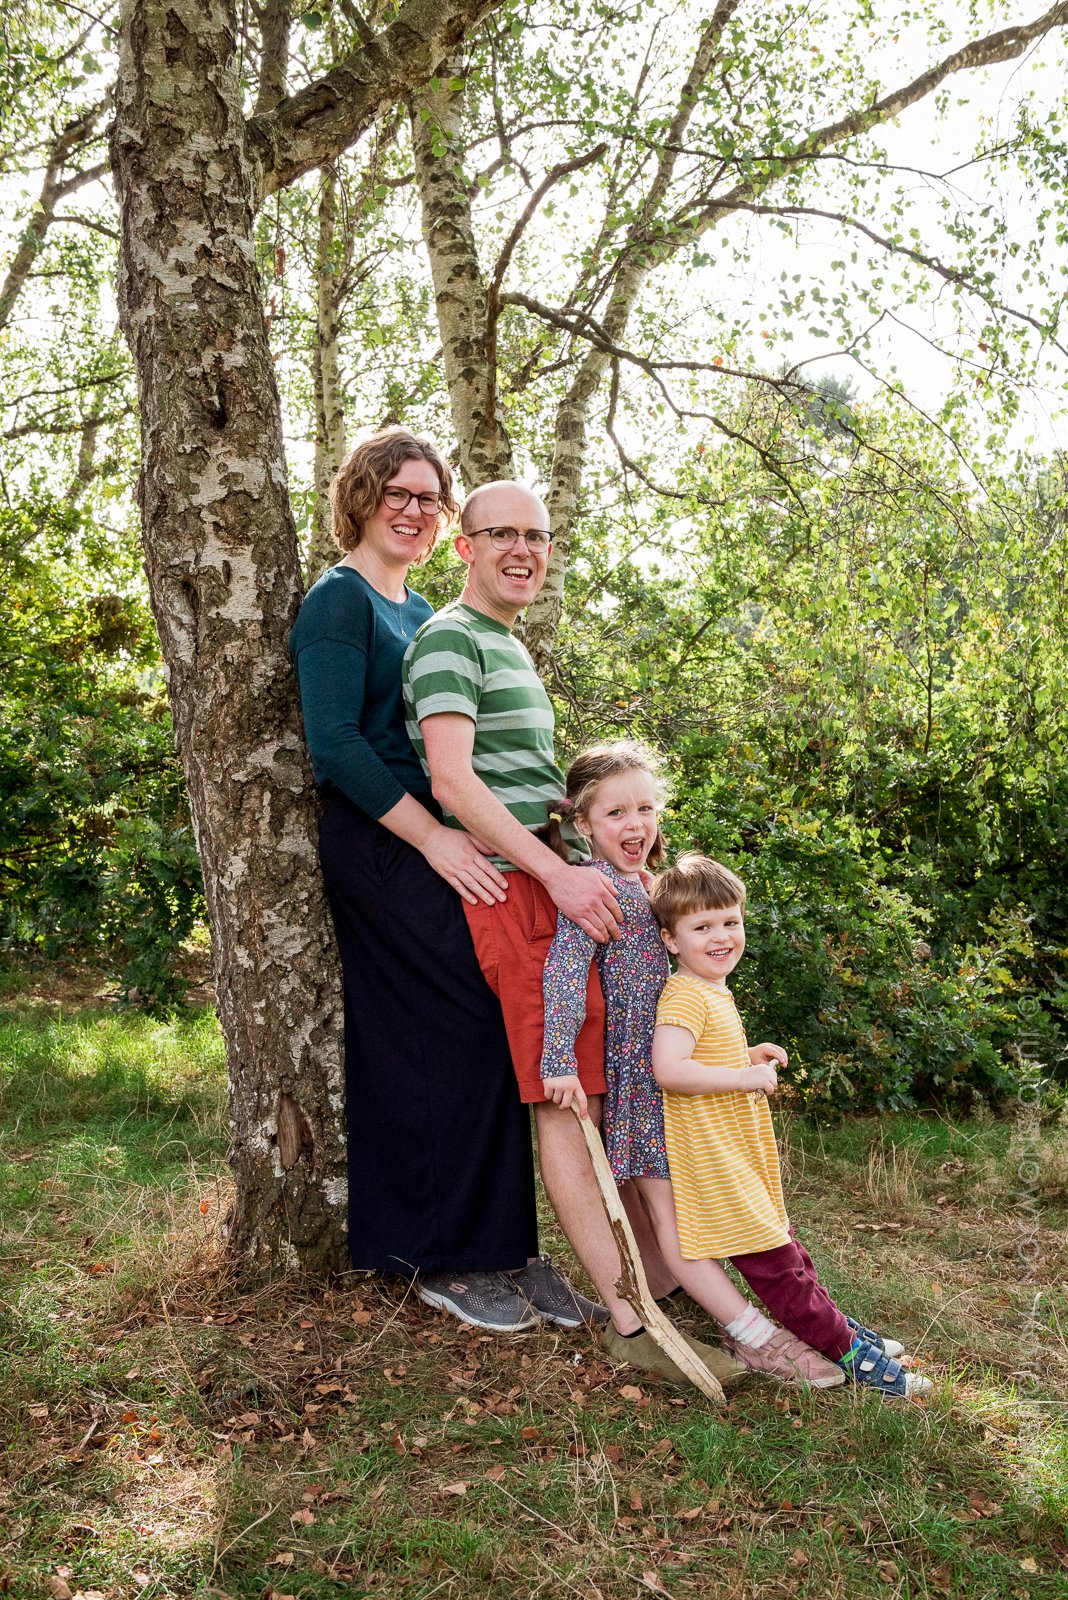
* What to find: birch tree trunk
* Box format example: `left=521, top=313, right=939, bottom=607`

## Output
left=523, top=7, right=736, bottom=675
left=411, top=68, right=514, bottom=486
left=111, top=0, right=348, bottom=1274
left=110, top=0, right=505, bottom=1277
left=308, top=170, right=348, bottom=583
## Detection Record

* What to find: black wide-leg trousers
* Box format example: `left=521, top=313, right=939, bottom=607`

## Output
left=319, top=793, right=538, bottom=1274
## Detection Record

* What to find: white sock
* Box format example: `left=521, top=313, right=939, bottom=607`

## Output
left=726, top=1306, right=777, bottom=1349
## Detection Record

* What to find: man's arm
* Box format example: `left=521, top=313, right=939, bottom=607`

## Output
left=421, top=712, right=622, bottom=941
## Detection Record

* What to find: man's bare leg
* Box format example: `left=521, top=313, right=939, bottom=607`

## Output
left=619, top=1181, right=679, bottom=1301
left=533, top=1097, right=644, bottom=1333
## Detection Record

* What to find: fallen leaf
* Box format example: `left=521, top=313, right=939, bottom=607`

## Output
left=49, top=1580, right=73, bottom=1600
left=441, top=1482, right=468, bottom=1496
left=485, top=1464, right=505, bottom=1481
left=291, top=1507, right=316, bottom=1525
left=620, top=1384, right=644, bottom=1401
left=268, top=1553, right=296, bottom=1567
left=1019, top=1558, right=1039, bottom=1574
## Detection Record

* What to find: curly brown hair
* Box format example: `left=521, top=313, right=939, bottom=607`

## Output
left=329, top=427, right=460, bottom=559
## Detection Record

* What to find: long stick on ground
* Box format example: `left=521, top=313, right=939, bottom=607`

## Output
left=570, top=1103, right=725, bottom=1405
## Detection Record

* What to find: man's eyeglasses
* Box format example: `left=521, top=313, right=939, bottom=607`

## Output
left=468, top=526, right=552, bottom=552
left=382, top=486, right=443, bottom=515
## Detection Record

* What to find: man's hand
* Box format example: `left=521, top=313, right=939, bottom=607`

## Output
left=421, top=824, right=510, bottom=906
left=741, top=1060, right=779, bottom=1096
left=542, top=1073, right=588, bottom=1117
left=545, top=862, right=622, bottom=942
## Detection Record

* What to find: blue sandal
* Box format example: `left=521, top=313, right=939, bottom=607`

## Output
left=838, top=1337, right=932, bottom=1398
left=845, top=1314, right=904, bottom=1360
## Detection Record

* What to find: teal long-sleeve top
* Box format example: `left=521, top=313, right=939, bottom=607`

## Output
left=290, top=563, right=434, bottom=818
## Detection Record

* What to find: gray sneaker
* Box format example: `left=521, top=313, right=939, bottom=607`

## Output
left=508, top=1253, right=609, bottom=1328
left=416, top=1270, right=541, bottom=1332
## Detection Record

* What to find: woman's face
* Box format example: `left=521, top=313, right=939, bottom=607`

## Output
left=361, top=458, right=443, bottom=568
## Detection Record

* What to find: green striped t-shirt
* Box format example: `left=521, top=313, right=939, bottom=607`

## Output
left=402, top=602, right=587, bottom=871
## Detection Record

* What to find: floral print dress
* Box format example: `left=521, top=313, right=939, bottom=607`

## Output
left=541, top=860, right=670, bottom=1181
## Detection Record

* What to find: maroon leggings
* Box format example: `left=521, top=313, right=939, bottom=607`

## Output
left=730, top=1232, right=854, bottom=1361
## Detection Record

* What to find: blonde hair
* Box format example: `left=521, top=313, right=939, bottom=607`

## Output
left=329, top=427, right=459, bottom=557
left=649, top=853, right=747, bottom=934
left=540, top=741, right=669, bottom=865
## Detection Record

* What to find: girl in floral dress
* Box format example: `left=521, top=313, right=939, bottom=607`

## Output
left=539, top=742, right=845, bottom=1386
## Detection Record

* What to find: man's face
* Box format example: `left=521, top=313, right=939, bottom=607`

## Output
left=456, top=485, right=552, bottom=624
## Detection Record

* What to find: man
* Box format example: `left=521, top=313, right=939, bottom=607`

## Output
left=402, top=481, right=746, bottom=1389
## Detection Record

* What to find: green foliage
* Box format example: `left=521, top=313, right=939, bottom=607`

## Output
left=554, top=414, right=1068, bottom=1112
left=0, top=493, right=203, bottom=1006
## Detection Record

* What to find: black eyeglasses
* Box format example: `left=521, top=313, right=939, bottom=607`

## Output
left=468, top=526, right=552, bottom=552
left=382, top=486, right=443, bottom=515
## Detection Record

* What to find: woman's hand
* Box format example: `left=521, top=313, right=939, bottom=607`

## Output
left=542, top=1073, right=588, bottom=1117
left=421, top=824, right=510, bottom=906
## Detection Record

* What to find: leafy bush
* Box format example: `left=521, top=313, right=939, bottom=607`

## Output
left=0, top=496, right=203, bottom=1006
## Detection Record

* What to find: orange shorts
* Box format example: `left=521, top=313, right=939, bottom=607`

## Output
left=463, top=872, right=607, bottom=1105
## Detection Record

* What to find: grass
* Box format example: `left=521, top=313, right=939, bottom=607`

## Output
left=1, top=986, right=1066, bottom=1599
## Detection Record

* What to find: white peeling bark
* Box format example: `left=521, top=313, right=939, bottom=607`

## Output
left=410, top=68, right=514, bottom=486
left=307, top=169, right=348, bottom=583
left=111, top=0, right=348, bottom=1275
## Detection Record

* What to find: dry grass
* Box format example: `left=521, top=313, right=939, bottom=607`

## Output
left=2, top=991, right=1068, bottom=1599
left=863, top=1137, right=921, bottom=1212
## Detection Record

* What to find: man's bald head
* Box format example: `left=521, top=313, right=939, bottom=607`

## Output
left=455, top=480, right=552, bottom=625
left=460, top=480, right=549, bottom=537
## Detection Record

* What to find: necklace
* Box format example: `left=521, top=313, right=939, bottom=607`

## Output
left=342, top=555, right=413, bottom=636
left=383, top=588, right=413, bottom=638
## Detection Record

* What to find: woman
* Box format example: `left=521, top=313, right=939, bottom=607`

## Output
left=291, top=428, right=593, bottom=1331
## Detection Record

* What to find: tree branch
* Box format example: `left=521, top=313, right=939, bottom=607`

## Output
left=0, top=107, right=108, bottom=334
left=677, top=2, right=1068, bottom=241
left=732, top=200, right=1066, bottom=357
left=483, top=143, right=606, bottom=433
left=51, top=212, right=121, bottom=242
left=254, top=0, right=291, bottom=113
left=247, top=0, right=508, bottom=198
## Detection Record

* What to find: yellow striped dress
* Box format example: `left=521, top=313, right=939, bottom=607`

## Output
left=655, top=973, right=790, bottom=1260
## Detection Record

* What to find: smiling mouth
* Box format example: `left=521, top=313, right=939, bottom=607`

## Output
left=621, top=838, right=645, bottom=859
left=501, top=564, right=533, bottom=579
left=392, top=523, right=424, bottom=539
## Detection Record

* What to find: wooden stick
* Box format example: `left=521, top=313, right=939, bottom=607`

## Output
left=570, top=1104, right=726, bottom=1405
